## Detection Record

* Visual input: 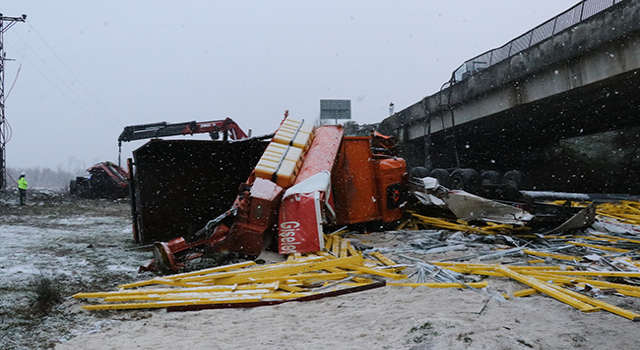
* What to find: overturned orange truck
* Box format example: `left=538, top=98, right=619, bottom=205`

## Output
left=130, top=115, right=408, bottom=272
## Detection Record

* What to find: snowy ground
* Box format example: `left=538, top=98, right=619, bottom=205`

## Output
left=3, top=190, right=640, bottom=349
left=0, top=189, right=152, bottom=350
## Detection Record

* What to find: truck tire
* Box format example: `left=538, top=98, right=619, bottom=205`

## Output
left=450, top=168, right=480, bottom=193
left=410, top=166, right=429, bottom=180
left=502, top=170, right=524, bottom=190
left=481, top=170, right=502, bottom=185
left=429, top=168, right=450, bottom=188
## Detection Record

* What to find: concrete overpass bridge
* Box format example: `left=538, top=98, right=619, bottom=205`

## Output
left=379, top=0, right=640, bottom=193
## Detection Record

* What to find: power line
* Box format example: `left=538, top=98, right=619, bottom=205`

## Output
left=26, top=21, right=122, bottom=126
left=6, top=49, right=116, bottom=131
left=7, top=31, right=119, bottom=131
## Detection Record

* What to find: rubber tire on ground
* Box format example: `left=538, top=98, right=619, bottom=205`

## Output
left=449, top=168, right=481, bottom=193
left=502, top=170, right=524, bottom=190
left=481, top=170, right=502, bottom=186
left=410, top=166, right=429, bottom=180
left=428, top=168, right=450, bottom=188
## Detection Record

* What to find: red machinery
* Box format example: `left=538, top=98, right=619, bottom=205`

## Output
left=148, top=123, right=408, bottom=273
left=70, top=161, right=129, bottom=199
left=151, top=175, right=283, bottom=272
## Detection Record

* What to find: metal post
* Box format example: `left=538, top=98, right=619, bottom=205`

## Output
left=0, top=13, right=27, bottom=190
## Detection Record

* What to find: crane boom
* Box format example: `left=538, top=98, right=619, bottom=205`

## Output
left=117, top=117, right=249, bottom=166
left=118, top=117, right=248, bottom=143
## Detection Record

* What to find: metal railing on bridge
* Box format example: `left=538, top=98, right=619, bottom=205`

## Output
left=451, top=0, right=626, bottom=83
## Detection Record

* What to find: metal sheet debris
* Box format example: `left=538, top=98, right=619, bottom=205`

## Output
left=442, top=190, right=534, bottom=225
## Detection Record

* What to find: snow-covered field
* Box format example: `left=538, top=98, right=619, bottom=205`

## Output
left=3, top=189, right=640, bottom=349
left=0, top=190, right=152, bottom=350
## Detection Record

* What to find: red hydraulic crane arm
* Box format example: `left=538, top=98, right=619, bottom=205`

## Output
left=118, top=117, right=249, bottom=143
left=117, top=117, right=250, bottom=166
left=184, top=118, right=249, bottom=140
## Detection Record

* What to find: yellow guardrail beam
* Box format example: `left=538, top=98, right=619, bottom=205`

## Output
left=370, top=252, right=398, bottom=267
left=118, top=261, right=257, bottom=289
left=102, top=289, right=274, bottom=303
left=590, top=233, right=640, bottom=245
left=209, top=255, right=364, bottom=285
left=397, top=219, right=412, bottom=230
left=278, top=284, right=305, bottom=293
left=526, top=272, right=640, bottom=293
left=527, top=259, right=546, bottom=264
left=81, top=295, right=265, bottom=310
left=502, top=288, right=538, bottom=299
left=74, top=282, right=281, bottom=300
left=342, top=264, right=406, bottom=280
left=615, top=290, right=640, bottom=298
left=347, top=244, right=361, bottom=257
left=165, top=261, right=256, bottom=279
left=572, top=236, right=619, bottom=243
left=410, top=213, right=492, bottom=235
left=546, top=283, right=640, bottom=321
left=177, top=255, right=329, bottom=283
left=331, top=236, right=341, bottom=256
left=75, top=285, right=237, bottom=299
left=324, top=235, right=333, bottom=250
left=339, top=239, right=349, bottom=258
left=495, top=266, right=600, bottom=313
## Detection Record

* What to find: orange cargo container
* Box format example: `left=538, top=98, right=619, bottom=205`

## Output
left=332, top=137, right=406, bottom=226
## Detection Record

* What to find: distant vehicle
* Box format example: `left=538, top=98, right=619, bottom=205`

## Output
left=70, top=161, right=129, bottom=199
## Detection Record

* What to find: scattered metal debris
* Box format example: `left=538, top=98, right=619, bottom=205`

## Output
left=75, top=196, right=640, bottom=322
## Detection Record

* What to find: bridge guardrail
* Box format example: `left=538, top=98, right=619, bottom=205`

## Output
left=451, top=0, right=625, bottom=83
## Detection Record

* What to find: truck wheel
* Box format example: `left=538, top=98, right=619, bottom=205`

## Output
left=429, top=168, right=450, bottom=187
left=481, top=170, right=502, bottom=185
left=410, top=166, right=429, bottom=180
left=502, top=170, right=524, bottom=190
left=450, top=168, right=480, bottom=193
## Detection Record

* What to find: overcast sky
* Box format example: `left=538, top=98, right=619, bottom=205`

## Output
left=2, top=0, right=580, bottom=172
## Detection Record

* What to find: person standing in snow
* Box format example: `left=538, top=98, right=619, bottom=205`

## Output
left=18, top=172, right=28, bottom=205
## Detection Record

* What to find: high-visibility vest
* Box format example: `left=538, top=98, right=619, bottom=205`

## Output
left=18, top=177, right=28, bottom=190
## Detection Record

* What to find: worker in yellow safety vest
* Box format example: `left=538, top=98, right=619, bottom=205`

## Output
left=18, top=172, right=28, bottom=205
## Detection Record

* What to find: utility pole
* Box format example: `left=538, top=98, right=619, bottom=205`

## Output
left=0, top=14, right=27, bottom=190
